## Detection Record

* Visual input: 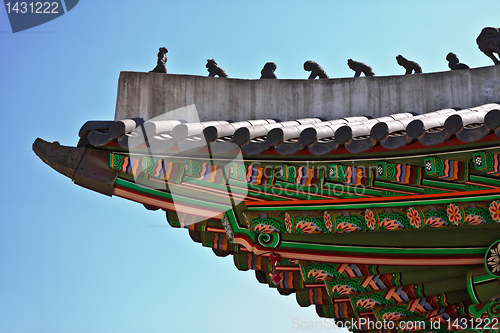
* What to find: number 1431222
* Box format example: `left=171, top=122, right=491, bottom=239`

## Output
left=5, top=2, right=59, bottom=14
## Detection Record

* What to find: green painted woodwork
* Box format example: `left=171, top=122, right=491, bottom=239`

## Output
left=114, top=178, right=231, bottom=211
left=282, top=223, right=500, bottom=249
left=373, top=180, right=426, bottom=194
left=422, top=178, right=466, bottom=191
left=470, top=175, right=500, bottom=187
left=466, top=266, right=500, bottom=305
left=273, top=181, right=330, bottom=200
left=296, top=288, right=332, bottom=306
left=96, top=135, right=500, bottom=329
left=327, top=164, right=374, bottom=186
left=473, top=152, right=500, bottom=176
left=246, top=192, right=500, bottom=212
left=243, top=201, right=498, bottom=236
left=276, top=164, right=325, bottom=187
left=325, top=273, right=401, bottom=299
left=166, top=210, right=181, bottom=228
left=376, top=162, right=422, bottom=185
left=300, top=262, right=378, bottom=282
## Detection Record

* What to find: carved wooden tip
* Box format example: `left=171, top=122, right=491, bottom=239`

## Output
left=32, top=138, right=86, bottom=180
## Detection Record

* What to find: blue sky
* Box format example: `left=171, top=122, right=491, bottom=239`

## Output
left=0, top=1, right=499, bottom=332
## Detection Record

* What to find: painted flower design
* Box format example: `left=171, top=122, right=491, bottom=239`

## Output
left=380, top=219, right=404, bottom=230
left=295, top=221, right=322, bottom=234
left=323, top=211, right=333, bottom=232
left=331, top=284, right=357, bottom=295
left=407, top=207, right=421, bottom=228
left=381, top=312, right=404, bottom=322
left=490, top=201, right=500, bottom=222
left=284, top=212, right=292, bottom=233
left=487, top=242, right=500, bottom=274
left=425, top=216, right=448, bottom=228
left=307, top=269, right=333, bottom=281
left=364, top=209, right=376, bottom=230
left=447, top=203, right=462, bottom=225
left=336, top=222, right=361, bottom=233
left=356, top=298, right=381, bottom=309
left=254, top=224, right=280, bottom=233
left=464, top=214, right=486, bottom=225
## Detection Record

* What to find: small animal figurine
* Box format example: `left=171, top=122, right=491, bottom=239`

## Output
left=476, top=27, right=500, bottom=65
left=347, top=59, right=375, bottom=77
left=206, top=59, right=228, bottom=78
left=303, top=60, right=328, bottom=79
left=260, top=62, right=278, bottom=79
left=150, top=47, right=168, bottom=73
left=396, top=55, right=422, bottom=74
left=446, top=52, right=469, bottom=70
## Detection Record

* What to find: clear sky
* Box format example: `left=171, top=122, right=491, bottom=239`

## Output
left=0, top=1, right=499, bottom=332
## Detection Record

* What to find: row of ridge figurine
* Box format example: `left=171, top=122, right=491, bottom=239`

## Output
left=150, top=27, right=500, bottom=78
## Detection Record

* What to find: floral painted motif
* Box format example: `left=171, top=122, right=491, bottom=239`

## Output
left=487, top=242, right=500, bottom=274
left=425, top=216, right=448, bottom=228
left=464, top=214, right=486, bottom=225
left=331, top=284, right=357, bottom=295
left=336, top=222, right=361, bottom=233
left=364, top=209, right=377, bottom=230
left=295, top=221, right=322, bottom=234
left=323, top=211, right=333, bottom=232
left=284, top=212, right=292, bottom=232
left=490, top=201, right=500, bottom=222
left=380, top=219, right=404, bottom=230
left=381, top=312, right=405, bottom=321
left=356, top=298, right=381, bottom=309
left=447, top=203, right=462, bottom=225
left=307, top=269, right=333, bottom=281
left=254, top=224, right=280, bottom=233
left=406, top=207, right=421, bottom=228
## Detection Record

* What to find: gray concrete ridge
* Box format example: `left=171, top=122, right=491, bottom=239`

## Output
left=115, top=66, right=500, bottom=122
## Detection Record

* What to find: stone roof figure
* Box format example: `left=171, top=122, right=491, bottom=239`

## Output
left=303, top=60, right=328, bottom=79
left=150, top=47, right=168, bottom=73
left=446, top=52, right=469, bottom=70
left=477, top=27, right=500, bottom=65
left=396, top=55, right=422, bottom=74
left=206, top=59, right=228, bottom=78
left=347, top=59, right=375, bottom=77
left=260, top=62, right=278, bottom=79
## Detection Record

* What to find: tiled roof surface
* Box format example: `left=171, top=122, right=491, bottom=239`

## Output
left=81, top=103, right=500, bottom=155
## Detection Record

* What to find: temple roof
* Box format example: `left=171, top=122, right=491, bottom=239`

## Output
left=34, top=67, right=500, bottom=332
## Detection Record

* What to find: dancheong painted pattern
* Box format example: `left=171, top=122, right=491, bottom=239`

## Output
left=34, top=68, right=500, bottom=333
